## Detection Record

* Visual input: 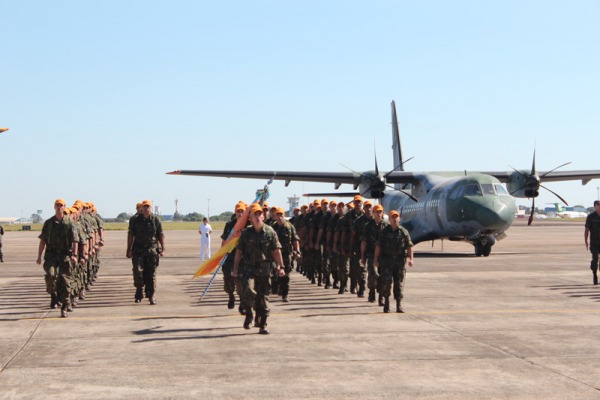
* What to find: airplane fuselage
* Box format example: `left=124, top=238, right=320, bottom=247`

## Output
left=382, top=173, right=516, bottom=251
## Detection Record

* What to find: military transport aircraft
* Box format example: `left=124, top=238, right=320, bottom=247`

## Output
left=167, top=102, right=600, bottom=256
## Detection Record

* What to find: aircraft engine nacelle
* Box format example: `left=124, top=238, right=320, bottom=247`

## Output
left=356, top=170, right=386, bottom=199
left=506, top=171, right=539, bottom=198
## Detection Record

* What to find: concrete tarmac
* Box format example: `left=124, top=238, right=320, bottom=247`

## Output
left=1, top=220, right=599, bottom=399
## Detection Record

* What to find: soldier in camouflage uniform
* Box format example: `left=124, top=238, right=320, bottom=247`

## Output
left=333, top=201, right=349, bottom=294
left=232, top=203, right=284, bottom=334
left=316, top=200, right=335, bottom=288
left=374, top=210, right=414, bottom=313
left=127, top=200, right=165, bottom=305
left=221, top=202, right=248, bottom=311
left=0, top=224, right=4, bottom=262
left=36, top=199, right=77, bottom=317
left=343, top=195, right=364, bottom=295
left=272, top=207, right=300, bottom=302
left=351, top=200, right=372, bottom=298
left=360, top=204, right=387, bottom=304
left=326, top=201, right=341, bottom=289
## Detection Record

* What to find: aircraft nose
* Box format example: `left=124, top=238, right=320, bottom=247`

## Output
left=464, top=196, right=516, bottom=230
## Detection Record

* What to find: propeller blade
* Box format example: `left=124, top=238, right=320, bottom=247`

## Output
left=531, top=149, right=536, bottom=176
left=528, top=197, right=535, bottom=226
left=540, top=184, right=569, bottom=206
left=540, top=162, right=572, bottom=178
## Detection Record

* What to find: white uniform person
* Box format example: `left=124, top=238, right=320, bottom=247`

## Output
left=199, top=217, right=213, bottom=261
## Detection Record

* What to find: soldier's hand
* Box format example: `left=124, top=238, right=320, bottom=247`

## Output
left=408, top=259, right=414, bottom=267
left=276, top=266, right=285, bottom=277
left=36, top=257, right=42, bottom=265
left=360, top=258, right=366, bottom=267
left=231, top=270, right=238, bottom=278
left=126, top=249, right=132, bottom=259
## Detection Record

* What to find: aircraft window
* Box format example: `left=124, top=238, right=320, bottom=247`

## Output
left=464, top=184, right=482, bottom=196
left=481, top=184, right=495, bottom=195
left=494, top=184, right=509, bottom=195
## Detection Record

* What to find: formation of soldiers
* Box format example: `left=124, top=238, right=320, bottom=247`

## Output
left=288, top=195, right=414, bottom=313
left=219, top=194, right=415, bottom=332
left=36, top=199, right=104, bottom=318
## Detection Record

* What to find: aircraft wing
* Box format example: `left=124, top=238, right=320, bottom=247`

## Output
left=482, top=170, right=600, bottom=185
left=167, top=169, right=357, bottom=185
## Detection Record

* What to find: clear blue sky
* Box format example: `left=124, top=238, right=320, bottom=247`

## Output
left=1, top=1, right=599, bottom=218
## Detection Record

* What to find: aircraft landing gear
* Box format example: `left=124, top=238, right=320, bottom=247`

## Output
left=474, top=236, right=495, bottom=257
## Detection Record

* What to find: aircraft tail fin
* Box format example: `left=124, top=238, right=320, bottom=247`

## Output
left=391, top=100, right=404, bottom=171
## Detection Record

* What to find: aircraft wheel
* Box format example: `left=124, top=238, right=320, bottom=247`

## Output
left=482, top=242, right=492, bottom=257
left=474, top=243, right=483, bottom=257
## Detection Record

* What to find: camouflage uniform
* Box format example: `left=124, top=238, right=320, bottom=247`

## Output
left=376, top=224, right=413, bottom=312
left=326, top=212, right=341, bottom=288
left=342, top=208, right=363, bottom=294
left=585, top=211, right=600, bottom=284
left=0, top=225, right=4, bottom=262
left=361, top=218, right=388, bottom=302
left=39, top=216, right=76, bottom=312
left=318, top=210, right=333, bottom=288
left=351, top=213, right=370, bottom=297
left=272, top=220, right=299, bottom=299
left=237, top=224, right=281, bottom=327
left=334, top=213, right=349, bottom=294
left=129, top=213, right=164, bottom=302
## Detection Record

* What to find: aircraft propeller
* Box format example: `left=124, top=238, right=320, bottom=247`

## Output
left=509, top=149, right=571, bottom=225
left=340, top=149, right=418, bottom=202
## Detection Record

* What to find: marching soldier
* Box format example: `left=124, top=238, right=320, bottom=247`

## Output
left=126, top=200, right=165, bottom=305
left=272, top=207, right=300, bottom=302
left=374, top=210, right=414, bottom=313
left=36, top=199, right=77, bottom=317
left=361, top=204, right=387, bottom=304
left=221, top=202, right=247, bottom=311
left=232, top=203, right=284, bottom=334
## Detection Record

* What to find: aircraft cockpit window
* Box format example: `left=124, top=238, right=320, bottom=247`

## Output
left=464, top=183, right=482, bottom=196
left=494, top=184, right=510, bottom=195
left=481, top=184, right=495, bottom=196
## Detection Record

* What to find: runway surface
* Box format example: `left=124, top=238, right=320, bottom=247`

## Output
left=1, top=220, right=599, bottom=399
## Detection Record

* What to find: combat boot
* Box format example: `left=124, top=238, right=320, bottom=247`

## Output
left=368, top=289, right=375, bottom=303
left=324, top=276, right=331, bottom=289
left=317, top=273, right=322, bottom=287
left=259, top=314, right=269, bottom=334
left=383, top=297, right=390, bottom=313
left=332, top=280, right=339, bottom=289
left=378, top=294, right=384, bottom=306
left=227, top=294, right=235, bottom=309
left=396, top=299, right=405, bottom=313
left=243, top=310, right=253, bottom=329
left=594, top=272, right=598, bottom=285
left=0, top=252, right=3, bottom=262
left=350, top=281, right=356, bottom=294
left=134, top=288, right=143, bottom=303
left=238, top=304, right=246, bottom=315
left=61, top=309, right=67, bottom=318
left=357, top=282, right=365, bottom=298
left=50, top=294, right=58, bottom=309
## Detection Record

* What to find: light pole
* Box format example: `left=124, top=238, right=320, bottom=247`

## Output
left=207, top=199, right=210, bottom=218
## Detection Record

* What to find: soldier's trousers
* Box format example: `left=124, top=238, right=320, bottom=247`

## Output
left=337, top=253, right=349, bottom=287
left=590, top=245, right=599, bottom=275
left=132, top=253, right=159, bottom=298
left=222, top=257, right=235, bottom=295
left=278, top=258, right=293, bottom=297
left=43, top=257, right=72, bottom=309
left=366, top=256, right=380, bottom=291
left=380, top=258, right=406, bottom=300
left=241, top=267, right=270, bottom=318
left=349, top=253, right=366, bottom=288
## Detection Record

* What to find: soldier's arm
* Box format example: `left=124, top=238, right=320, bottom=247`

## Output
left=126, top=233, right=134, bottom=258
left=360, top=240, right=367, bottom=265
left=271, top=248, right=285, bottom=277
left=585, top=227, right=590, bottom=250
left=158, top=235, right=165, bottom=256
left=232, top=249, right=242, bottom=277
left=373, top=244, right=381, bottom=268
left=407, top=246, right=414, bottom=267
left=36, top=240, right=46, bottom=265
